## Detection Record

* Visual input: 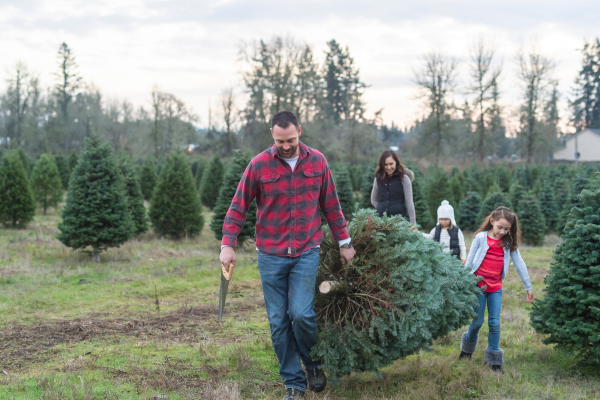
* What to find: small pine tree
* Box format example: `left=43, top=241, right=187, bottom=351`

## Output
left=58, top=136, right=134, bottom=261
left=347, top=164, right=363, bottom=191
left=140, top=158, right=158, bottom=201
left=478, top=189, right=510, bottom=221
left=359, top=164, right=376, bottom=209
left=0, top=151, right=36, bottom=228
left=117, top=156, right=148, bottom=235
left=412, top=170, right=434, bottom=229
left=513, top=166, right=532, bottom=189
left=449, top=173, right=465, bottom=209
left=508, top=182, right=526, bottom=215
left=55, top=154, right=70, bottom=190
left=518, top=193, right=546, bottom=246
left=199, top=154, right=225, bottom=209
left=210, top=151, right=256, bottom=248
left=68, top=150, right=79, bottom=173
left=538, top=181, right=558, bottom=231
left=530, top=182, right=600, bottom=363
left=495, top=166, right=512, bottom=193
left=30, top=154, right=63, bottom=215
left=149, top=150, right=204, bottom=239
left=458, top=191, right=481, bottom=231
left=425, top=167, right=452, bottom=220
left=331, top=165, right=355, bottom=220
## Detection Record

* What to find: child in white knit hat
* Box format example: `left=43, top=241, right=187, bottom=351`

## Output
left=423, top=200, right=467, bottom=264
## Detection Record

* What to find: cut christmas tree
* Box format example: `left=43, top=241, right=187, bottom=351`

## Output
left=210, top=151, right=256, bottom=248
left=530, top=179, right=600, bottom=364
left=311, top=209, right=480, bottom=383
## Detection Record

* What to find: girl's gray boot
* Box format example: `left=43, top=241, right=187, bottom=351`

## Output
left=484, top=347, right=504, bottom=372
left=459, top=332, right=478, bottom=360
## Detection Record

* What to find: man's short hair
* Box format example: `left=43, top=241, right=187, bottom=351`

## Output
left=271, top=111, right=299, bottom=130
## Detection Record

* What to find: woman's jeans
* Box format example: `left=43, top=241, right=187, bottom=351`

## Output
left=465, top=288, right=502, bottom=351
left=257, top=247, right=320, bottom=391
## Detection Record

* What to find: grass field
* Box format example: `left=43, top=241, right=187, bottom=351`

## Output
left=0, top=207, right=599, bottom=400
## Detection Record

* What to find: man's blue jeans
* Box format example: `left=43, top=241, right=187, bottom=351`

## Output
left=465, top=288, right=502, bottom=351
left=257, top=247, right=320, bottom=391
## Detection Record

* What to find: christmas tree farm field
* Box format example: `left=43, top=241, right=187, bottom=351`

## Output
left=1, top=211, right=600, bottom=399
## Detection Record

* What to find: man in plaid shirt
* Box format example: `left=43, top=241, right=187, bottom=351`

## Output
left=220, top=111, right=356, bottom=400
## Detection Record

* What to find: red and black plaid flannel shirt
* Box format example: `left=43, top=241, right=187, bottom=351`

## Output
left=221, top=142, right=349, bottom=257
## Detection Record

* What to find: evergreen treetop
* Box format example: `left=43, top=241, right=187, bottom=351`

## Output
left=30, top=154, right=63, bottom=215
left=199, top=154, right=225, bottom=209
left=530, top=182, right=600, bottom=363
left=210, top=151, right=256, bottom=247
left=478, top=189, right=510, bottom=222
left=57, top=136, right=134, bottom=260
left=149, top=150, right=204, bottom=239
left=0, top=151, right=36, bottom=228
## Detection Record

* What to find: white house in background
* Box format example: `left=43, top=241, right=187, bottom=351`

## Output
left=554, top=129, right=600, bottom=162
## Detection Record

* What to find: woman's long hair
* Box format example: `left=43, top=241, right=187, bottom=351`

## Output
left=375, top=150, right=405, bottom=184
left=474, top=206, right=521, bottom=252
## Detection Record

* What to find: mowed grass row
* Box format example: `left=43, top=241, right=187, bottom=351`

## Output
left=0, top=210, right=599, bottom=399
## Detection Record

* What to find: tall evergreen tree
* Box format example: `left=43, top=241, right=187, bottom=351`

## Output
left=530, top=183, right=600, bottom=363
left=458, top=191, right=481, bottom=231
left=149, top=150, right=204, bottom=239
left=518, top=193, right=546, bottom=246
left=117, top=156, right=148, bottom=235
left=331, top=165, right=355, bottom=220
left=508, top=181, right=526, bottom=215
left=57, top=136, right=133, bottom=261
left=140, top=158, right=158, bottom=201
left=55, top=153, right=70, bottom=190
left=210, top=151, right=256, bottom=248
left=538, top=180, right=558, bottom=231
left=199, top=154, right=225, bottom=209
left=571, top=39, right=600, bottom=131
left=30, top=154, right=63, bottom=215
left=478, top=189, right=510, bottom=221
left=0, top=151, right=36, bottom=228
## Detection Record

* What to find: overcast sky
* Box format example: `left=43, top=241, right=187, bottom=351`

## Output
left=1, top=0, right=599, bottom=132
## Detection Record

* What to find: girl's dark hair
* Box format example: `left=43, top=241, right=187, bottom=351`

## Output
left=375, top=150, right=405, bottom=183
left=474, top=206, right=521, bottom=252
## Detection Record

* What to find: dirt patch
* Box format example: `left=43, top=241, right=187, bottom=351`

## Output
left=0, top=268, right=19, bottom=276
left=0, top=298, right=265, bottom=371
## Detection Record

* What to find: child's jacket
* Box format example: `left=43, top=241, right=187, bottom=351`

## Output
left=466, top=231, right=532, bottom=290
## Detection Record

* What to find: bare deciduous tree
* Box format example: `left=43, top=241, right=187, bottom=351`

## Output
left=414, top=52, right=458, bottom=166
left=516, top=43, right=555, bottom=163
left=468, top=37, right=502, bottom=163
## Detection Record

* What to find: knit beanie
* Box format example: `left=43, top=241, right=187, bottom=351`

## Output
left=437, top=200, right=456, bottom=226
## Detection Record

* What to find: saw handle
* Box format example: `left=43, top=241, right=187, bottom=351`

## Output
left=222, top=262, right=235, bottom=281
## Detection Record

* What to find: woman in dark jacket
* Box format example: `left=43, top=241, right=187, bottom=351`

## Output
left=370, top=150, right=416, bottom=226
